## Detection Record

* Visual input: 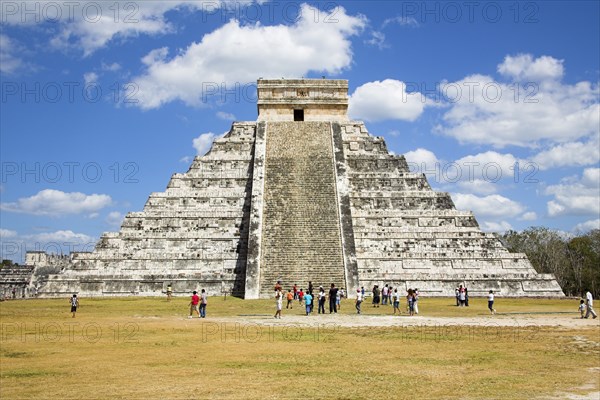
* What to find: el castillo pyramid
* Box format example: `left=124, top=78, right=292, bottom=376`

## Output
left=35, top=79, right=563, bottom=298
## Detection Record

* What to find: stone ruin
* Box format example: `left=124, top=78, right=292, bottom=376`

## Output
left=27, top=79, right=563, bottom=298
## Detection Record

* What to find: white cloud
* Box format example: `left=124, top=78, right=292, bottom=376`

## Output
left=216, top=111, right=236, bottom=121
left=436, top=54, right=599, bottom=148
left=364, top=31, right=387, bottom=49
left=404, top=148, right=439, bottom=169
left=545, top=168, right=600, bottom=217
left=519, top=211, right=538, bottom=221
left=179, top=156, right=193, bottom=164
left=480, top=220, right=513, bottom=233
left=132, top=4, right=366, bottom=109
left=382, top=16, right=419, bottom=28
left=455, top=179, right=499, bottom=195
left=349, top=79, right=427, bottom=122
left=497, top=54, right=564, bottom=81
left=573, top=219, right=600, bottom=233
left=0, top=34, right=24, bottom=74
left=101, top=62, right=121, bottom=72
left=452, top=193, right=525, bottom=218
left=193, top=132, right=217, bottom=156
left=0, top=229, right=18, bottom=238
left=105, top=211, right=124, bottom=227
left=531, top=137, right=600, bottom=170
left=1, top=189, right=112, bottom=216
left=24, top=230, right=95, bottom=245
left=83, top=72, right=98, bottom=85
left=2, top=1, right=266, bottom=56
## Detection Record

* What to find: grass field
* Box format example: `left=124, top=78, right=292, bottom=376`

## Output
left=1, top=296, right=598, bottom=399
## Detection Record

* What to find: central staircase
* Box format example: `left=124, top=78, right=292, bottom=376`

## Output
left=259, top=121, right=346, bottom=295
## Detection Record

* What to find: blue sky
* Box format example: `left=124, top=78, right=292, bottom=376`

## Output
left=1, top=1, right=599, bottom=262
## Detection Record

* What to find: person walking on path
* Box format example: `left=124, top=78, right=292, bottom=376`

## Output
left=355, top=289, right=363, bottom=314
left=579, top=299, right=587, bottom=318
left=318, top=287, right=326, bottom=314
left=199, top=289, right=208, bottom=318
left=487, top=290, right=496, bottom=315
left=584, top=289, right=598, bottom=319
left=304, top=291, right=313, bottom=316
left=293, top=284, right=298, bottom=300
left=189, top=291, right=200, bottom=318
left=329, top=283, right=339, bottom=313
left=274, top=289, right=283, bottom=319
left=70, top=294, right=79, bottom=318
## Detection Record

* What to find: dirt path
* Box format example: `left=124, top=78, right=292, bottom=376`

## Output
left=202, top=313, right=600, bottom=328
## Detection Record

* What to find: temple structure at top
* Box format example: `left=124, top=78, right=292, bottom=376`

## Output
left=21, top=79, right=563, bottom=298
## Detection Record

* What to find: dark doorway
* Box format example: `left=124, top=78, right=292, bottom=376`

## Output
left=294, top=109, right=304, bottom=121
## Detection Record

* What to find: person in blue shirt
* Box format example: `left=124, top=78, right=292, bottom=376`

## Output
left=304, top=292, right=313, bottom=316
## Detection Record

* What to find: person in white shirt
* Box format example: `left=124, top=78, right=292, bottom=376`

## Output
left=487, top=290, right=496, bottom=315
left=584, top=289, right=597, bottom=319
left=355, top=289, right=363, bottom=314
left=392, top=289, right=401, bottom=315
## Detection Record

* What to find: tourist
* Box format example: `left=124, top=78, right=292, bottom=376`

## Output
left=579, top=299, right=586, bottom=319
left=388, top=286, right=393, bottom=305
left=355, top=288, right=363, bottom=314
left=70, top=294, right=79, bottom=318
left=584, top=289, right=598, bottom=319
left=361, top=286, right=365, bottom=297
left=488, top=290, right=496, bottom=315
left=317, top=287, right=326, bottom=314
left=407, top=289, right=415, bottom=316
left=459, top=285, right=466, bottom=307
left=293, top=284, right=298, bottom=300
left=336, top=287, right=343, bottom=311
left=298, top=288, right=304, bottom=304
left=304, top=291, right=313, bottom=316
left=392, top=289, right=401, bottom=315
left=414, top=288, right=420, bottom=314
left=11, top=286, right=16, bottom=299
left=286, top=289, right=294, bottom=309
left=455, top=288, right=460, bottom=306
left=329, top=283, right=338, bottom=313
left=274, top=289, right=283, bottom=319
left=382, top=284, right=389, bottom=305
left=464, top=287, right=469, bottom=307
left=189, top=291, right=200, bottom=318
left=166, top=283, right=173, bottom=302
left=372, top=285, right=380, bottom=307
left=199, top=289, right=208, bottom=318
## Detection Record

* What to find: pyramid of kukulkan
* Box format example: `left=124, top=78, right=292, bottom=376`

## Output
left=36, top=79, right=563, bottom=298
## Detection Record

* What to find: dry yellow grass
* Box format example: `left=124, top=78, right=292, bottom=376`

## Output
left=1, top=296, right=598, bottom=399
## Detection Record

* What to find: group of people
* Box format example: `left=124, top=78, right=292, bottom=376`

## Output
left=188, top=289, right=208, bottom=318
left=579, top=289, right=598, bottom=319
left=455, top=285, right=469, bottom=307
left=276, top=282, right=344, bottom=317
left=366, top=285, right=420, bottom=316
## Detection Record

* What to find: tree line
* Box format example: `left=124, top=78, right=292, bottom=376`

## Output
left=500, top=228, right=600, bottom=298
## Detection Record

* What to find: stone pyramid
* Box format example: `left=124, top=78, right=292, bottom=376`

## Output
left=39, top=79, right=563, bottom=298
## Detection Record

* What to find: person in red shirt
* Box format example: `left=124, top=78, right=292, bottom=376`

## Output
left=298, top=289, right=304, bottom=304
left=189, top=291, right=200, bottom=318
